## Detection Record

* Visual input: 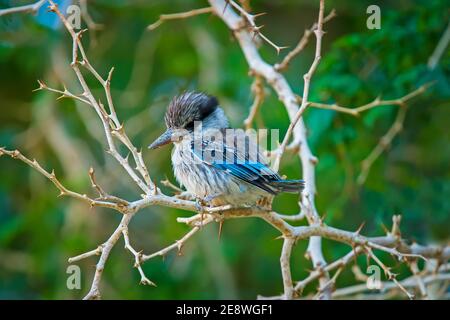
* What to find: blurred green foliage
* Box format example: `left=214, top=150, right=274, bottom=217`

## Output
left=0, top=0, right=448, bottom=299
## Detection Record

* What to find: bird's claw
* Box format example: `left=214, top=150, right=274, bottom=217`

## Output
left=203, top=193, right=222, bottom=206
left=195, top=194, right=222, bottom=226
left=195, top=197, right=207, bottom=226
left=194, top=197, right=204, bottom=212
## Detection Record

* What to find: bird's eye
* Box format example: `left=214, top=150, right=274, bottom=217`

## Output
left=185, top=121, right=195, bottom=130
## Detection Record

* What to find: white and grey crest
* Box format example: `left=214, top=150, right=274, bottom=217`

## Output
left=164, top=91, right=229, bottom=131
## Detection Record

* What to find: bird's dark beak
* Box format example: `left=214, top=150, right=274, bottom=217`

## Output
left=148, top=129, right=173, bottom=149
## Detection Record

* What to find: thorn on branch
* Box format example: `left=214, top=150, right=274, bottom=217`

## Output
left=106, top=67, right=115, bottom=87
left=140, top=276, right=157, bottom=287
left=33, top=79, right=47, bottom=92
left=355, top=222, right=366, bottom=235
left=225, top=0, right=287, bottom=54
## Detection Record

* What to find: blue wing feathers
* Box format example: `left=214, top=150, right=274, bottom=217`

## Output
left=191, top=137, right=304, bottom=194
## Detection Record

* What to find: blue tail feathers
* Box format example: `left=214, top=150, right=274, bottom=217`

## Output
left=270, top=179, right=305, bottom=194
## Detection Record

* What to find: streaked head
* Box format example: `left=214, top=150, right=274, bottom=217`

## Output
left=148, top=91, right=229, bottom=149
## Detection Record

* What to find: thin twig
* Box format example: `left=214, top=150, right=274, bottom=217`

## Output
left=275, top=9, right=337, bottom=71
left=161, top=178, right=183, bottom=194
left=123, top=228, right=156, bottom=286
left=79, top=0, right=103, bottom=31
left=148, top=7, right=213, bottom=30
left=68, top=245, right=103, bottom=263
left=243, top=75, right=265, bottom=129
left=357, top=106, right=406, bottom=185
left=142, top=216, right=214, bottom=262
left=303, top=83, right=431, bottom=117
left=427, top=21, right=450, bottom=70
left=0, top=0, right=45, bottom=17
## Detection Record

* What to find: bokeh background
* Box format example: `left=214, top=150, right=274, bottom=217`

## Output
left=0, top=0, right=448, bottom=299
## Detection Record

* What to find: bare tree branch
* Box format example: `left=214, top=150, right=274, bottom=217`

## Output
left=0, top=0, right=45, bottom=17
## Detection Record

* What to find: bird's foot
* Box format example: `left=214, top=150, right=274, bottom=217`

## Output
left=204, top=194, right=226, bottom=240
left=256, top=196, right=273, bottom=211
left=195, top=197, right=208, bottom=227
left=203, top=193, right=221, bottom=206
left=194, top=197, right=205, bottom=212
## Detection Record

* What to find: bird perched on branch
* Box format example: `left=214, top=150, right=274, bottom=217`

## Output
left=148, top=91, right=304, bottom=208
